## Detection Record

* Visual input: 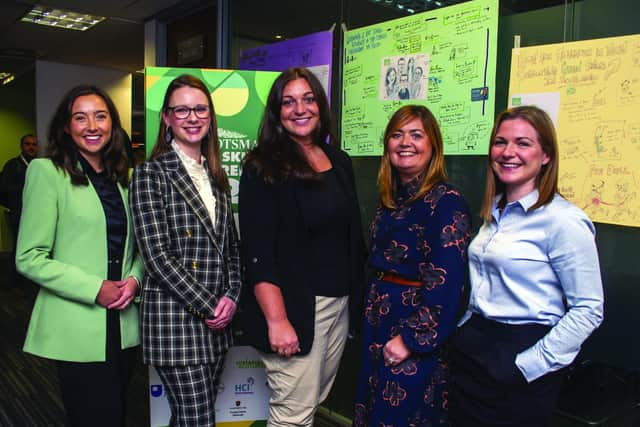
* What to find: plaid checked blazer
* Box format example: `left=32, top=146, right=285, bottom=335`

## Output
left=130, top=149, right=241, bottom=366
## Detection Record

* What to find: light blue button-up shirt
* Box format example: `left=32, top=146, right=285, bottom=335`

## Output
left=461, top=190, right=604, bottom=382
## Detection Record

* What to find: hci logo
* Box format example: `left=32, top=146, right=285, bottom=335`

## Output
left=234, top=377, right=255, bottom=395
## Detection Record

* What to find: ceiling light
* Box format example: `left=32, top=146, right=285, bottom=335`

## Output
left=20, top=5, right=105, bottom=31
left=367, top=0, right=468, bottom=13
left=1, top=73, right=15, bottom=85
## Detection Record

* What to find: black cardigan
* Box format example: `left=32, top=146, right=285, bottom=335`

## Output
left=238, top=143, right=366, bottom=355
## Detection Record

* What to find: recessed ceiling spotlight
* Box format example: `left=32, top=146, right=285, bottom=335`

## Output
left=1, top=72, right=15, bottom=85
left=20, top=4, right=105, bottom=31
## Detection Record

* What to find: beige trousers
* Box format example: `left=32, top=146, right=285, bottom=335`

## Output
left=261, top=295, right=349, bottom=427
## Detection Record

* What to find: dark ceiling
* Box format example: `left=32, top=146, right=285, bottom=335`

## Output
left=0, top=0, right=576, bottom=78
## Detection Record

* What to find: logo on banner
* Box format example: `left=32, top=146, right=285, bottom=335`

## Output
left=150, top=384, right=163, bottom=398
left=234, top=377, right=256, bottom=395
left=219, top=128, right=256, bottom=177
left=229, top=400, right=248, bottom=417
left=235, top=359, right=265, bottom=369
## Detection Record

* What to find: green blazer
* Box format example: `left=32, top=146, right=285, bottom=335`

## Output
left=16, top=159, right=143, bottom=362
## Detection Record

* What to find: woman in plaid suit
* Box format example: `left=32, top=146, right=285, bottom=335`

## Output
left=130, top=74, right=241, bottom=427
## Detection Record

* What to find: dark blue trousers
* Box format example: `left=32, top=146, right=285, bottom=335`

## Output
left=449, top=314, right=565, bottom=427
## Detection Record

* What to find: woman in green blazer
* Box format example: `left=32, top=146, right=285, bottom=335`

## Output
left=16, top=85, right=143, bottom=427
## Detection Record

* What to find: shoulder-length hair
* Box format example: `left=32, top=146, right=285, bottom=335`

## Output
left=243, top=67, right=334, bottom=184
left=47, top=85, right=129, bottom=186
left=378, top=105, right=447, bottom=208
left=480, top=105, right=559, bottom=221
left=151, top=74, right=229, bottom=193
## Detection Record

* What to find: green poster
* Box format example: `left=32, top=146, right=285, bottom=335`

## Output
left=145, top=67, right=279, bottom=206
left=342, top=0, right=498, bottom=156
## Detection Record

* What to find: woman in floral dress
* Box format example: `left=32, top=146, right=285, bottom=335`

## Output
left=354, top=105, right=471, bottom=427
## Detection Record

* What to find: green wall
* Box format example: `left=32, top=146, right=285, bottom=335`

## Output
left=0, top=70, right=36, bottom=166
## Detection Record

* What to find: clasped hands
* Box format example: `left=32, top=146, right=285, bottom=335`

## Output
left=205, top=296, right=237, bottom=330
left=96, top=277, right=138, bottom=310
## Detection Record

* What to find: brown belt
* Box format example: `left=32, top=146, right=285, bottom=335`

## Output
left=376, top=271, right=422, bottom=287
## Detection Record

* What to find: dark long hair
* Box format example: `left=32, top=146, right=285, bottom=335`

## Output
left=47, top=85, right=129, bottom=186
left=151, top=74, right=229, bottom=193
left=243, top=67, right=334, bottom=183
left=480, top=105, right=559, bottom=221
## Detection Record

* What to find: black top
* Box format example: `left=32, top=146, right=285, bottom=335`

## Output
left=79, top=156, right=126, bottom=280
left=302, top=169, right=350, bottom=297
left=239, top=142, right=367, bottom=355
left=0, top=155, right=29, bottom=231
left=79, top=156, right=127, bottom=359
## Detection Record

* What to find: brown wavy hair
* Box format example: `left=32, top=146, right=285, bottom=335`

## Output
left=479, top=105, right=559, bottom=221
left=151, top=74, right=229, bottom=193
left=243, top=67, right=334, bottom=184
left=47, top=85, right=129, bottom=186
left=378, top=105, right=447, bottom=208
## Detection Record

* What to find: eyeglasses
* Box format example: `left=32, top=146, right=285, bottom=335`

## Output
left=166, top=105, right=210, bottom=119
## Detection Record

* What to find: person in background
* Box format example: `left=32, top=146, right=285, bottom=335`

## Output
left=353, top=105, right=471, bottom=426
left=239, top=67, right=366, bottom=426
left=1, top=134, right=38, bottom=288
left=449, top=105, right=604, bottom=427
left=16, top=85, right=142, bottom=427
left=0, top=133, right=38, bottom=232
left=130, top=74, right=241, bottom=427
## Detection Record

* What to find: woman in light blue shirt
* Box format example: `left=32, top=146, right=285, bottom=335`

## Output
left=449, top=105, right=604, bottom=427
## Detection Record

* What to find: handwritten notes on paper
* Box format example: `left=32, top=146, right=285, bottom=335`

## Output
left=509, top=34, right=640, bottom=227
left=341, top=0, right=498, bottom=156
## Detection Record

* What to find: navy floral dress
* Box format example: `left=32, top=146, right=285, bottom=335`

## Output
left=354, top=179, right=471, bottom=427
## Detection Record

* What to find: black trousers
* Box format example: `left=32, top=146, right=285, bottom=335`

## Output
left=56, top=310, right=136, bottom=427
left=449, top=314, right=565, bottom=427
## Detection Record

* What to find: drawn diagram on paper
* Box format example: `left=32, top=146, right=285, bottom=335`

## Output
left=342, top=0, right=498, bottom=156
left=509, top=34, right=640, bottom=227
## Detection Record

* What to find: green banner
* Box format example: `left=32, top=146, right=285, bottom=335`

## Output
left=342, top=0, right=498, bottom=156
left=145, top=67, right=279, bottom=206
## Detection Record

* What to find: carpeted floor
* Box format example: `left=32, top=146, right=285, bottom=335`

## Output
left=0, top=253, right=149, bottom=427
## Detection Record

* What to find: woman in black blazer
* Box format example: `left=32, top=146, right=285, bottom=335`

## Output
left=130, top=74, right=241, bottom=427
left=239, top=67, right=366, bottom=426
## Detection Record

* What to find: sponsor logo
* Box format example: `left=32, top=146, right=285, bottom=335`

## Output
left=234, top=377, right=256, bottom=395
left=150, top=384, right=163, bottom=398
left=235, top=359, right=266, bottom=369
